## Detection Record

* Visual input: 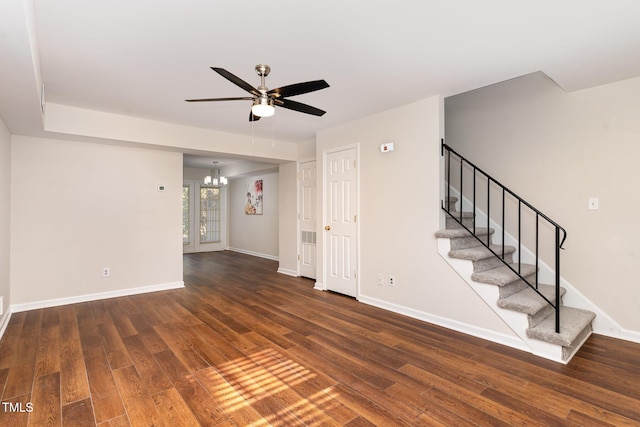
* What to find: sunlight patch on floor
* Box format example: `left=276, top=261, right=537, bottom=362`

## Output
left=211, top=348, right=341, bottom=425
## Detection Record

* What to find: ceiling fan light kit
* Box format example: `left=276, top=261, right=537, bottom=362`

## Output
left=186, top=64, right=329, bottom=121
left=251, top=96, right=275, bottom=117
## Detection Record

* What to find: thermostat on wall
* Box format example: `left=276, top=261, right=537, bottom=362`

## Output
left=157, top=184, right=166, bottom=192
left=380, top=142, right=394, bottom=153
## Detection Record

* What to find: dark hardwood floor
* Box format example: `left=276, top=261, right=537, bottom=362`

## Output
left=1, top=251, right=639, bottom=426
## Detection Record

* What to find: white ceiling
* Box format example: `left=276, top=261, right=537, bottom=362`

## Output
left=2, top=1, right=640, bottom=145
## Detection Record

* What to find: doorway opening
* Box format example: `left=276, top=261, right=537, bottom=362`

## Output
left=183, top=182, right=227, bottom=253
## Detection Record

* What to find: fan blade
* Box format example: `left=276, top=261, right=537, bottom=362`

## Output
left=211, top=67, right=261, bottom=96
left=268, top=80, right=329, bottom=98
left=185, top=97, right=254, bottom=102
left=277, top=98, right=326, bottom=116
left=249, top=111, right=261, bottom=122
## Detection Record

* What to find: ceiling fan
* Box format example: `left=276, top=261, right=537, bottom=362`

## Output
left=186, top=64, right=329, bottom=121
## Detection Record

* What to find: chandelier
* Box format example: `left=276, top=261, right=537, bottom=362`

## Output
left=204, top=168, right=227, bottom=186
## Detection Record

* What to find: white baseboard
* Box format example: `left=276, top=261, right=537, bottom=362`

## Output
left=619, top=328, right=640, bottom=344
left=357, top=294, right=529, bottom=353
left=10, top=281, right=185, bottom=313
left=277, top=267, right=298, bottom=277
left=228, top=247, right=279, bottom=261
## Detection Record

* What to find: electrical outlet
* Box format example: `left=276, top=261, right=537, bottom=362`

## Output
left=389, top=276, right=395, bottom=287
left=377, top=274, right=384, bottom=286
left=102, top=267, right=110, bottom=278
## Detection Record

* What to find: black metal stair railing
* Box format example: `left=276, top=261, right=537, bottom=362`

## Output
left=441, top=140, right=567, bottom=333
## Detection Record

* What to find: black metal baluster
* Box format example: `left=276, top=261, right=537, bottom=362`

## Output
left=518, top=200, right=521, bottom=274
left=473, top=168, right=476, bottom=235
left=501, top=188, right=505, bottom=259
left=535, top=213, right=539, bottom=290
left=487, top=178, right=491, bottom=246
left=446, top=148, right=450, bottom=214
left=459, top=157, right=463, bottom=223
left=555, top=226, right=561, bottom=333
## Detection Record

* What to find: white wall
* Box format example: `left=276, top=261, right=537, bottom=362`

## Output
left=297, top=139, right=316, bottom=160
left=316, top=96, right=516, bottom=338
left=183, top=167, right=212, bottom=182
left=45, top=103, right=299, bottom=162
left=0, top=117, right=10, bottom=326
left=10, top=136, right=183, bottom=309
left=228, top=171, right=279, bottom=260
left=446, top=72, right=640, bottom=333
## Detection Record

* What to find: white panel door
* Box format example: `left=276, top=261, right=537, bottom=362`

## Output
left=299, top=161, right=317, bottom=279
left=324, top=147, right=358, bottom=297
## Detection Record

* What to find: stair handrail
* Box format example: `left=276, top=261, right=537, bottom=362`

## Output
left=441, top=140, right=567, bottom=333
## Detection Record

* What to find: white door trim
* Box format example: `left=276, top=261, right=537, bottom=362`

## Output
left=298, top=155, right=318, bottom=278
left=298, top=159, right=317, bottom=279
left=183, top=180, right=227, bottom=253
left=321, top=143, right=360, bottom=298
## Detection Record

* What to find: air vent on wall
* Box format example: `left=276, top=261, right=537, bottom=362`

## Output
left=301, top=231, right=316, bottom=244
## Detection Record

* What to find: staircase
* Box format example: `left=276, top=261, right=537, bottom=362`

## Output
left=437, top=141, right=595, bottom=363
left=436, top=195, right=595, bottom=363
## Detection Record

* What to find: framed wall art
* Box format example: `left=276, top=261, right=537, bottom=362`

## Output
left=245, top=179, right=263, bottom=215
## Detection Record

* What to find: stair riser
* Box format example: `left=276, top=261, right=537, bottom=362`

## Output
left=473, top=254, right=514, bottom=273
left=501, top=281, right=528, bottom=298
left=529, top=303, right=558, bottom=328
left=500, top=275, right=535, bottom=298
left=562, top=325, right=593, bottom=360
left=498, top=275, right=535, bottom=298
left=445, top=199, right=458, bottom=211
left=449, top=235, right=492, bottom=250
left=445, top=216, right=475, bottom=229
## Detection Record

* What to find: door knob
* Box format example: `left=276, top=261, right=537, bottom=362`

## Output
left=324, top=225, right=331, bottom=231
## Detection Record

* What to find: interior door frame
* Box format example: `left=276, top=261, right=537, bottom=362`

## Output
left=183, top=180, right=228, bottom=253
left=297, top=157, right=317, bottom=279
left=320, top=143, right=360, bottom=297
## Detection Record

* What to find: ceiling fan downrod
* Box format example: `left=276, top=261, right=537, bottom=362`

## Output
left=255, top=64, right=270, bottom=93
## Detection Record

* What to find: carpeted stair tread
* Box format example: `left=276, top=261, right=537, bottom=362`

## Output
left=498, top=284, right=566, bottom=315
left=449, top=245, right=515, bottom=262
left=471, top=263, right=537, bottom=286
left=526, top=306, right=596, bottom=348
left=435, top=227, right=493, bottom=239
left=445, top=211, right=476, bottom=230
